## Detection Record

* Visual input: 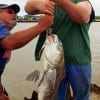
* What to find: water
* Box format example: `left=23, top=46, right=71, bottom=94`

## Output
left=89, top=22, right=100, bottom=85
left=2, top=22, right=100, bottom=100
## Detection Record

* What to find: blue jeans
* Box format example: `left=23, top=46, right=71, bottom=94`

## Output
left=57, top=64, right=91, bottom=100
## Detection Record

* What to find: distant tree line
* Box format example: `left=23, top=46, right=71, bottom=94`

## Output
left=17, top=14, right=42, bottom=22
left=17, top=15, right=100, bottom=22
left=95, top=16, right=100, bottom=20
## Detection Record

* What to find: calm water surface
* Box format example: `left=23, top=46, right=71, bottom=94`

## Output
left=89, top=22, right=100, bottom=84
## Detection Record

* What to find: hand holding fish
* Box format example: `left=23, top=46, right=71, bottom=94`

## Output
left=38, top=15, right=54, bottom=31
left=24, top=0, right=55, bottom=15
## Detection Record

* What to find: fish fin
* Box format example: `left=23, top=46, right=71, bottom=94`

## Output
left=26, top=70, right=40, bottom=82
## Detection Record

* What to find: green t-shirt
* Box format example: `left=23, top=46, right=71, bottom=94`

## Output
left=35, top=0, right=95, bottom=66
left=52, top=0, right=92, bottom=65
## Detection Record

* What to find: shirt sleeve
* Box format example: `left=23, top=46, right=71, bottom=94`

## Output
left=0, top=22, right=10, bottom=39
left=34, top=31, right=46, bottom=61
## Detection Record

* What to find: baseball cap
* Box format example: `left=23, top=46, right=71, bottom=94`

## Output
left=0, top=4, right=20, bottom=13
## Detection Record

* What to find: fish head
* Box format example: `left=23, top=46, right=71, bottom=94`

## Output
left=43, top=34, right=64, bottom=68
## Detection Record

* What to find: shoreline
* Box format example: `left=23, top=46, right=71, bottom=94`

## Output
left=94, top=21, right=100, bottom=22
left=17, top=20, right=100, bottom=23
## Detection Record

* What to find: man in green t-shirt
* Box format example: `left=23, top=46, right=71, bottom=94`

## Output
left=35, top=0, right=95, bottom=99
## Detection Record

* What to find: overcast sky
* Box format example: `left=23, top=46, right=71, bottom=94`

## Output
left=0, top=0, right=100, bottom=16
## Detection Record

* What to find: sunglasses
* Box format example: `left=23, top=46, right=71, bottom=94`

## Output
left=0, top=9, right=15, bottom=14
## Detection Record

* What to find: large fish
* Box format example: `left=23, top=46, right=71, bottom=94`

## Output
left=25, top=34, right=65, bottom=100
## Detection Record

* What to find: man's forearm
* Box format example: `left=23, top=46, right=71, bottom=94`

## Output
left=0, top=24, right=45, bottom=50
left=0, top=14, right=53, bottom=50
left=52, top=0, right=91, bottom=23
